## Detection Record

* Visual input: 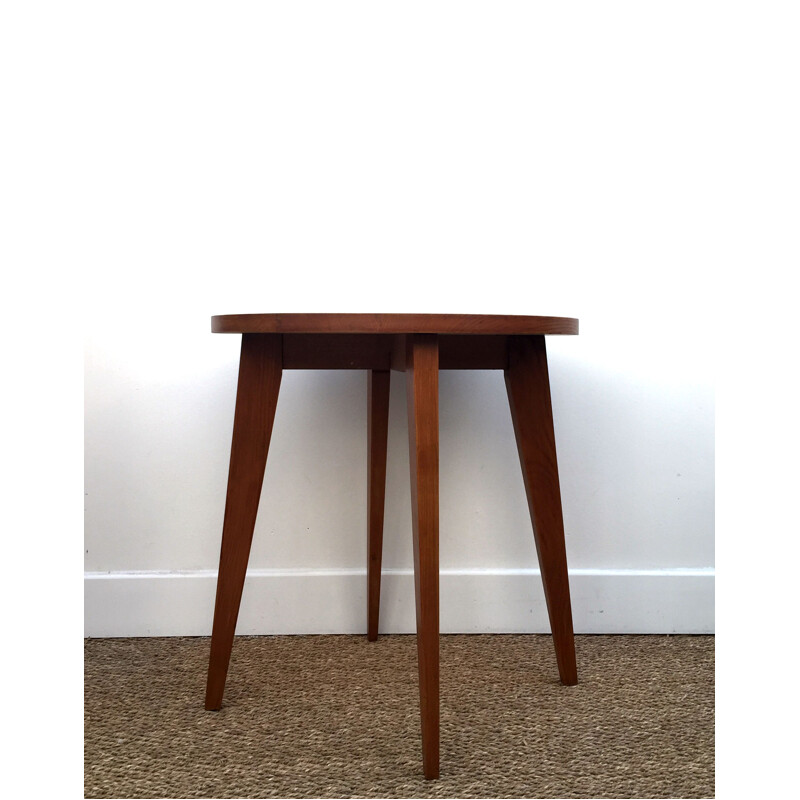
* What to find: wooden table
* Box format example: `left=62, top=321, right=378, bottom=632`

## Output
left=205, top=314, right=579, bottom=779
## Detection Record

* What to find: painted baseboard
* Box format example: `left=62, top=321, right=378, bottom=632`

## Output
left=84, top=567, right=714, bottom=637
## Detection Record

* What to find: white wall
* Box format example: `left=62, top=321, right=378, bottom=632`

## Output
left=83, top=2, right=715, bottom=635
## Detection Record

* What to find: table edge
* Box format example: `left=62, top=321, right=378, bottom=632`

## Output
left=211, top=314, right=579, bottom=335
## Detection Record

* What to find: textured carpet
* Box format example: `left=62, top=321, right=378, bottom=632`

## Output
left=84, top=635, right=714, bottom=799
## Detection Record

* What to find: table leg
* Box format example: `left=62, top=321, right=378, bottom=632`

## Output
left=367, top=370, right=391, bottom=641
left=205, top=333, right=283, bottom=710
left=406, top=334, right=440, bottom=779
left=505, top=335, right=578, bottom=686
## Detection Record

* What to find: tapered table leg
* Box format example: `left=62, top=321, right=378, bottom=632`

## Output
left=205, top=333, right=283, bottom=710
left=505, top=335, right=578, bottom=686
left=367, top=370, right=391, bottom=641
left=406, top=334, right=440, bottom=779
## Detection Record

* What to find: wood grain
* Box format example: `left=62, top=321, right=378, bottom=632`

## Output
left=205, top=334, right=283, bottom=710
left=406, top=334, right=440, bottom=779
left=367, top=370, right=390, bottom=641
left=212, top=313, right=578, bottom=336
left=505, top=335, right=578, bottom=686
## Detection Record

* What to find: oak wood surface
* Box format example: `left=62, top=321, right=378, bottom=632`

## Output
left=212, top=313, right=578, bottom=336
left=406, top=334, right=441, bottom=779
left=205, top=333, right=283, bottom=710
left=367, top=370, right=390, bottom=641
left=505, top=335, right=578, bottom=686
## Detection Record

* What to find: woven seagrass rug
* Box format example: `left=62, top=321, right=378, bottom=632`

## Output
left=84, top=634, right=714, bottom=799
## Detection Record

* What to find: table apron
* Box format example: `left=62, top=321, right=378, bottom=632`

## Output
left=278, top=333, right=514, bottom=371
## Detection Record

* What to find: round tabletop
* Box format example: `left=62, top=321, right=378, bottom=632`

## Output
left=211, top=313, right=578, bottom=335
